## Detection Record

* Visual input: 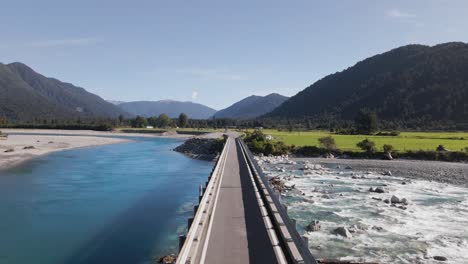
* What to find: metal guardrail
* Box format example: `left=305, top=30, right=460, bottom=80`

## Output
left=176, top=137, right=231, bottom=264
left=238, top=138, right=318, bottom=264
left=177, top=137, right=317, bottom=264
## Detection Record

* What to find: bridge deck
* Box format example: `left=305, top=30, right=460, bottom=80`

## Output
left=200, top=137, right=278, bottom=264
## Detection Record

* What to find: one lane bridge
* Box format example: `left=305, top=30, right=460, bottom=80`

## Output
left=177, top=135, right=317, bottom=264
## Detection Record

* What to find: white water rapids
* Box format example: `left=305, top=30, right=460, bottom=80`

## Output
left=257, top=156, right=468, bottom=264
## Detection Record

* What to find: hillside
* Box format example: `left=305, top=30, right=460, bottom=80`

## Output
left=0, top=62, right=127, bottom=120
left=213, top=93, right=288, bottom=119
left=267, top=42, right=468, bottom=126
left=118, top=100, right=216, bottom=119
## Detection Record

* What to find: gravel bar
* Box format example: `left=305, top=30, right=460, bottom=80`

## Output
left=293, top=157, right=468, bottom=186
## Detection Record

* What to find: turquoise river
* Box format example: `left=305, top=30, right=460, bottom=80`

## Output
left=0, top=137, right=213, bottom=264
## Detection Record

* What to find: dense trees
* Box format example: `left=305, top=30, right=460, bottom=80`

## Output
left=178, top=113, right=188, bottom=128
left=266, top=42, right=468, bottom=130
left=355, top=109, right=379, bottom=134
left=131, top=116, right=148, bottom=128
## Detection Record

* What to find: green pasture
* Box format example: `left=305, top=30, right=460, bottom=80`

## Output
left=261, top=130, right=468, bottom=152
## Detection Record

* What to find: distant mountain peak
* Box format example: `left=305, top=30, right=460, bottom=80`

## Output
left=117, top=100, right=216, bottom=119
left=213, top=93, right=288, bottom=119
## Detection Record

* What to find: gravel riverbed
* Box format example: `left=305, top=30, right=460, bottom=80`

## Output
left=294, top=158, right=468, bottom=187
left=257, top=155, right=468, bottom=263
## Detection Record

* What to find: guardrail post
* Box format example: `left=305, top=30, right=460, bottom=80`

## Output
left=302, top=236, right=309, bottom=246
left=199, top=184, right=204, bottom=202
left=179, top=235, right=186, bottom=252
left=188, top=217, right=194, bottom=229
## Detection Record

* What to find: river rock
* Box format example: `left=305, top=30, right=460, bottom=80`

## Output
left=401, top=198, right=408, bottom=205
left=383, top=199, right=390, bottom=204
left=348, top=224, right=368, bottom=233
left=306, top=220, right=321, bottom=232
left=433, top=256, right=448, bottom=261
left=4, top=148, right=14, bottom=153
left=369, top=187, right=385, bottom=193
left=384, top=152, right=393, bottom=160
left=345, top=166, right=353, bottom=170
left=383, top=170, right=392, bottom=176
left=391, top=195, right=400, bottom=204
left=333, top=227, right=352, bottom=238
left=375, top=187, right=385, bottom=193
left=158, top=254, right=176, bottom=263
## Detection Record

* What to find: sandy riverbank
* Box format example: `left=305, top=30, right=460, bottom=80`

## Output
left=0, top=129, right=219, bottom=170
left=293, top=157, right=468, bottom=186
left=0, top=132, right=131, bottom=170
left=0, top=128, right=194, bottom=138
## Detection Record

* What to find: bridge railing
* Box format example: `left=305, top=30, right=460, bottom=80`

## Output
left=176, top=137, right=231, bottom=264
left=238, top=138, right=318, bottom=264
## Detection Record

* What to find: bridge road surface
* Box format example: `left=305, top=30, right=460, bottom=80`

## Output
left=201, top=137, right=278, bottom=264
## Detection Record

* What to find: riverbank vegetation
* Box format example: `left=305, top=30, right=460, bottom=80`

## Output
left=243, top=130, right=468, bottom=162
left=174, top=135, right=227, bottom=160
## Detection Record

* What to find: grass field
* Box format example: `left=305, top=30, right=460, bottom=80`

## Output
left=260, top=130, right=468, bottom=152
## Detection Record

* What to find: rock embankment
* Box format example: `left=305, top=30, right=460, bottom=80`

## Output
left=174, top=138, right=224, bottom=161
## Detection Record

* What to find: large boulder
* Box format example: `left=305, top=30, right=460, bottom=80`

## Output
left=333, top=227, right=352, bottom=238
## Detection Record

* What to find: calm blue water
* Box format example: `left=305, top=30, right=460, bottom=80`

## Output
left=0, top=137, right=213, bottom=264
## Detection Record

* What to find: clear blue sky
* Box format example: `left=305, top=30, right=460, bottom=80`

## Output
left=1, top=0, right=467, bottom=110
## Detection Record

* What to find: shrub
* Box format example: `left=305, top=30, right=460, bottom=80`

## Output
left=377, top=131, right=401, bottom=136
left=357, top=139, right=377, bottom=154
left=243, top=130, right=290, bottom=155
left=436, top=145, right=447, bottom=151
left=318, top=136, right=337, bottom=152
left=383, top=144, right=394, bottom=153
left=293, top=146, right=324, bottom=157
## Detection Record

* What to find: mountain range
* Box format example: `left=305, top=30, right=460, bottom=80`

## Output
left=213, top=93, right=288, bottom=119
left=3, top=42, right=468, bottom=125
left=0, top=62, right=127, bottom=120
left=268, top=42, right=468, bottom=125
left=117, top=100, right=216, bottom=119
